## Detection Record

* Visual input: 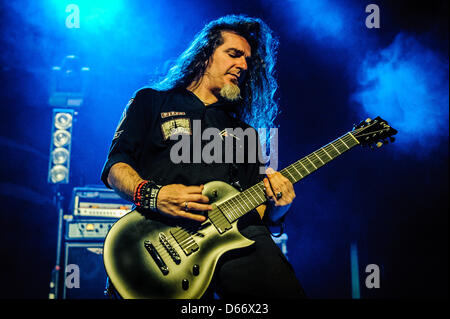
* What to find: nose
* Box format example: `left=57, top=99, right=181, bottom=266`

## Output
left=236, top=56, right=248, bottom=72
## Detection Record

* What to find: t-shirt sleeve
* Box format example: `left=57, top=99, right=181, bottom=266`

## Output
left=100, top=88, right=153, bottom=188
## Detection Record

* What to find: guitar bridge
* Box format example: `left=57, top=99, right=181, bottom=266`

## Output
left=159, top=233, right=181, bottom=264
left=144, top=240, right=169, bottom=275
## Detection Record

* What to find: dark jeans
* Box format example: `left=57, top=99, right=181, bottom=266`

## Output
left=203, top=231, right=307, bottom=299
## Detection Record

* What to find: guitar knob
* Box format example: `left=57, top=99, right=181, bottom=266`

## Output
left=182, top=279, right=189, bottom=290
left=193, top=264, right=200, bottom=276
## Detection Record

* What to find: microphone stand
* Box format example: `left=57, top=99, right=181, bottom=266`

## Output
left=48, top=185, right=65, bottom=299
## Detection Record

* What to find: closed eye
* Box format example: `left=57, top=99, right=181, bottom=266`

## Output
left=228, top=53, right=252, bottom=68
left=226, top=48, right=251, bottom=60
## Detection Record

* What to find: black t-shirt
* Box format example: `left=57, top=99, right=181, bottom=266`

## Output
left=101, top=87, right=271, bottom=237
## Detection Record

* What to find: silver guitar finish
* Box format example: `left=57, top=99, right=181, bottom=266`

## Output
left=103, top=181, right=254, bottom=299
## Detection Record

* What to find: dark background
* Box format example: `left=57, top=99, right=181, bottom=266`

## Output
left=0, top=0, right=448, bottom=299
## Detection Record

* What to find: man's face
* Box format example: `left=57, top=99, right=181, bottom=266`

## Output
left=203, top=31, right=252, bottom=94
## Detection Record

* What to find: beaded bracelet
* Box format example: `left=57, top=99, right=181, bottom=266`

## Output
left=133, top=180, right=162, bottom=211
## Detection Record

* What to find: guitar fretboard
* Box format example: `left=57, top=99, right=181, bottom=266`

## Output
left=217, top=132, right=360, bottom=223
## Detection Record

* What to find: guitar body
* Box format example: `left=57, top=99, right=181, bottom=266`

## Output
left=103, top=181, right=255, bottom=299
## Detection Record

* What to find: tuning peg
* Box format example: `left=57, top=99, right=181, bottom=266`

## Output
left=376, top=141, right=383, bottom=148
left=365, top=118, right=372, bottom=123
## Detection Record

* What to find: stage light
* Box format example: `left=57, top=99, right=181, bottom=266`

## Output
left=49, top=165, right=69, bottom=184
left=54, top=112, right=73, bottom=130
left=53, top=129, right=71, bottom=148
left=48, top=109, right=74, bottom=184
left=52, top=147, right=70, bottom=165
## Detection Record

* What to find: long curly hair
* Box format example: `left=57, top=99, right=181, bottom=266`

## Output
left=152, top=14, right=280, bottom=131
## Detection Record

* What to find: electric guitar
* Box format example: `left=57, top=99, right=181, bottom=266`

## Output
left=103, top=116, right=397, bottom=299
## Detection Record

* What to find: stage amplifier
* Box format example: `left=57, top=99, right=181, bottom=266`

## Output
left=65, top=219, right=117, bottom=241
left=63, top=242, right=108, bottom=299
left=70, top=186, right=132, bottom=218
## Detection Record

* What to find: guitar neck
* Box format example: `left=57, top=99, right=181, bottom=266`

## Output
left=217, top=132, right=360, bottom=223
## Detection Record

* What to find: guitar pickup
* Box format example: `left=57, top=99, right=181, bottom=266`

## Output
left=170, top=227, right=199, bottom=256
left=209, top=207, right=232, bottom=234
left=144, top=240, right=169, bottom=275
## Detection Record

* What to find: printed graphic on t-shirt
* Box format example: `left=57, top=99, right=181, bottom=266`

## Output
left=161, top=111, right=186, bottom=118
left=160, top=118, right=191, bottom=140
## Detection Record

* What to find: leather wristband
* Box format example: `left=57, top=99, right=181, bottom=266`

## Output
left=133, top=180, right=162, bottom=211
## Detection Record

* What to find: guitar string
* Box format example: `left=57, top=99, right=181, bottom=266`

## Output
left=146, top=204, right=235, bottom=255
left=286, top=134, right=354, bottom=183
left=219, top=134, right=357, bottom=223
left=141, top=133, right=360, bottom=258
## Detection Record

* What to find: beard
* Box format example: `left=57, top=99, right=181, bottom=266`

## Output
left=219, top=83, right=241, bottom=102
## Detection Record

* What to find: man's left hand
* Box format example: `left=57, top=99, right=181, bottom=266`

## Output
left=263, top=167, right=296, bottom=206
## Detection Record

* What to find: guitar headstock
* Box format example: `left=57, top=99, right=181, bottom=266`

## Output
left=352, top=116, right=398, bottom=148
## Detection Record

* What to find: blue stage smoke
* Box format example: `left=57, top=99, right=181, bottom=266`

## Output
left=352, top=33, right=449, bottom=155
left=263, top=0, right=362, bottom=47
left=290, top=0, right=355, bottom=43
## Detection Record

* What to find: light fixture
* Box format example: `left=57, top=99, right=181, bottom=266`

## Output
left=53, top=129, right=71, bottom=147
left=48, top=109, right=74, bottom=184
left=49, top=55, right=89, bottom=108
left=54, top=112, right=73, bottom=130
left=52, top=147, right=70, bottom=165
left=49, top=165, right=69, bottom=183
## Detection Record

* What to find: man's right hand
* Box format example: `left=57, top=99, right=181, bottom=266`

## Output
left=156, top=184, right=211, bottom=222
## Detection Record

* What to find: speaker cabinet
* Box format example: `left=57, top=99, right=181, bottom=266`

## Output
left=63, top=242, right=108, bottom=299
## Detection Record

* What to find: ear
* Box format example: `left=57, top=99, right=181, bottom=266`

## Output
left=204, top=55, right=212, bottom=67
left=203, top=58, right=212, bottom=73
left=205, top=51, right=215, bottom=67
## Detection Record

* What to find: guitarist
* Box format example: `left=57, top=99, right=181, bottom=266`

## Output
left=101, top=15, right=306, bottom=299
